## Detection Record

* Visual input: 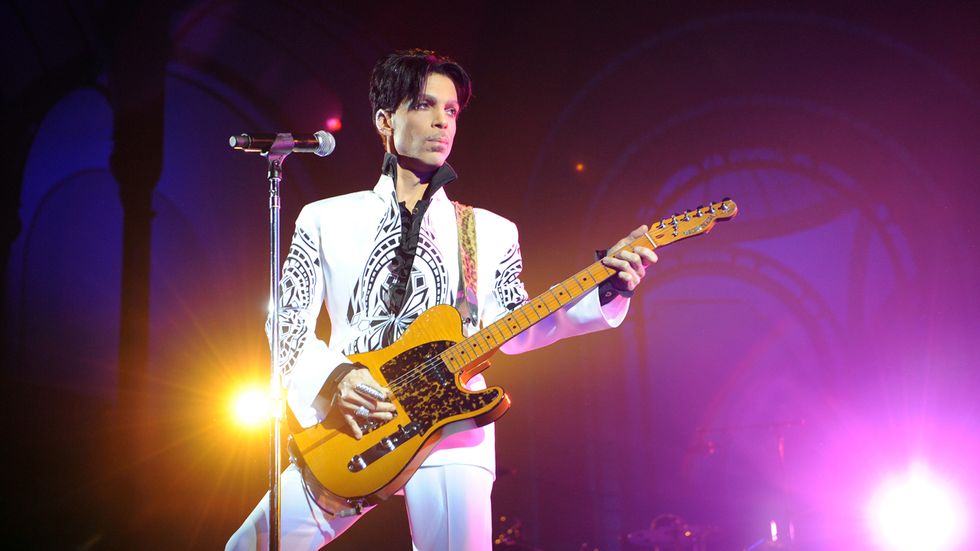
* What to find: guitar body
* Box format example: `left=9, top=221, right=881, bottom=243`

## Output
left=290, top=304, right=509, bottom=506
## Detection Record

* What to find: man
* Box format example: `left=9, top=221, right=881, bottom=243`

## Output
left=227, top=49, right=657, bottom=551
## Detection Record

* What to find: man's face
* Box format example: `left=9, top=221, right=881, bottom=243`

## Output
left=385, top=72, right=460, bottom=173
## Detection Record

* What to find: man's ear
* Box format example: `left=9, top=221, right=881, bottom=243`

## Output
left=375, top=109, right=393, bottom=137
left=376, top=109, right=395, bottom=151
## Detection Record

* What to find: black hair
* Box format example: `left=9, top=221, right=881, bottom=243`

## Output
left=369, top=49, right=472, bottom=120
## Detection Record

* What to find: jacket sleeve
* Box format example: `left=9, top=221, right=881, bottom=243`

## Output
left=267, top=205, right=352, bottom=427
left=480, top=221, right=631, bottom=355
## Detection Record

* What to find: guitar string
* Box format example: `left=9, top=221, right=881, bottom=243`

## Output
left=381, top=245, right=647, bottom=392
left=381, top=236, right=652, bottom=392
left=383, top=270, right=604, bottom=393
left=383, top=308, right=524, bottom=393
left=383, top=296, right=557, bottom=393
left=382, top=215, right=722, bottom=391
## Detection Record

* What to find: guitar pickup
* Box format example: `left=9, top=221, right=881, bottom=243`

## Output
left=348, top=421, right=423, bottom=472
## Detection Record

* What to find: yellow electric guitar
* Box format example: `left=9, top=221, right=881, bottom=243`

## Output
left=290, top=199, right=738, bottom=514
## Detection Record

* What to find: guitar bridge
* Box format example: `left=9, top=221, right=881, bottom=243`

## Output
left=348, top=421, right=423, bottom=473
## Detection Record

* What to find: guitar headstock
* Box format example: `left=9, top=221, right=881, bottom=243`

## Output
left=645, top=198, right=738, bottom=247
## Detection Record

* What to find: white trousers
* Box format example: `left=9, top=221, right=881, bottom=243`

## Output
left=226, top=463, right=494, bottom=551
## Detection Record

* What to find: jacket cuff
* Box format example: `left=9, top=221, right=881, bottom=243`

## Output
left=316, top=362, right=363, bottom=408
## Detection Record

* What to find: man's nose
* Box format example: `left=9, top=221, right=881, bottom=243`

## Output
left=433, top=110, right=448, bottom=128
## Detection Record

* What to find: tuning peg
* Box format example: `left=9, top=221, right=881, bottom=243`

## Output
left=695, top=206, right=704, bottom=217
left=709, top=203, right=717, bottom=214
left=683, top=211, right=691, bottom=221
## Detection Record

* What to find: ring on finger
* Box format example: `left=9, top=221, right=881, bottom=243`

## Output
left=354, top=405, right=369, bottom=419
left=355, top=383, right=387, bottom=401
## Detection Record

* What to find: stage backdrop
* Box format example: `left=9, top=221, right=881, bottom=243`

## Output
left=3, top=2, right=979, bottom=550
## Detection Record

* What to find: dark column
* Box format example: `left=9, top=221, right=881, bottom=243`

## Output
left=106, top=0, right=172, bottom=543
left=0, top=133, right=30, bottom=340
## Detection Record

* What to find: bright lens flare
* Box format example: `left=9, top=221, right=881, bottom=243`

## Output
left=232, top=387, right=271, bottom=428
left=866, top=463, right=968, bottom=551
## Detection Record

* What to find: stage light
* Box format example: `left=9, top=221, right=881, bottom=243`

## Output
left=232, top=386, right=271, bottom=428
left=325, top=117, right=342, bottom=133
left=574, top=162, right=585, bottom=173
left=866, top=463, right=967, bottom=551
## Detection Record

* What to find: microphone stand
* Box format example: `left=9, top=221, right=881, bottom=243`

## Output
left=267, top=153, right=284, bottom=551
left=263, top=135, right=299, bottom=551
left=232, top=131, right=333, bottom=550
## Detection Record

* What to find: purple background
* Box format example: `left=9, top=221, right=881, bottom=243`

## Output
left=3, top=1, right=979, bottom=549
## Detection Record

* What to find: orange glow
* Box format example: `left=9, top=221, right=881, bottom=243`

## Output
left=231, top=386, right=270, bottom=428
left=574, top=162, right=585, bottom=173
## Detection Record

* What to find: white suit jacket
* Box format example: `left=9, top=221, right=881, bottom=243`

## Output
left=275, top=171, right=629, bottom=473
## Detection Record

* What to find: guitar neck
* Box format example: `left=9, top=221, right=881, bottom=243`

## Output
left=440, top=258, right=619, bottom=374
left=438, top=198, right=738, bottom=374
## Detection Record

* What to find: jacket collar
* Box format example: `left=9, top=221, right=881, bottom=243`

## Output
left=373, top=152, right=456, bottom=204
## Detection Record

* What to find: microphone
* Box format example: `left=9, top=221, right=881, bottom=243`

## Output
left=229, top=130, right=335, bottom=157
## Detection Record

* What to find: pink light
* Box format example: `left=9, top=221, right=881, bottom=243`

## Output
left=325, top=117, right=342, bottom=133
left=866, top=463, right=968, bottom=551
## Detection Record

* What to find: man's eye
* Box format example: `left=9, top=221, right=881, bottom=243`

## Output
left=447, top=108, right=459, bottom=117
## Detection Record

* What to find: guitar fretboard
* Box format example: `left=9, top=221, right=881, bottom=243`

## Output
left=439, top=258, right=618, bottom=373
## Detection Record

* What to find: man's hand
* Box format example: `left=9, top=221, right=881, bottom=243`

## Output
left=601, top=225, right=659, bottom=292
left=336, top=367, right=396, bottom=439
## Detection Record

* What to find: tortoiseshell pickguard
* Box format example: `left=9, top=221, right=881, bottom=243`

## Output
left=381, top=340, right=500, bottom=433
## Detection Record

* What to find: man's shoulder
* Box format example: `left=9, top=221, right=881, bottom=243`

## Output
left=468, top=206, right=521, bottom=244
left=292, top=189, right=387, bottom=236
left=300, top=189, right=384, bottom=218
left=470, top=206, right=517, bottom=231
